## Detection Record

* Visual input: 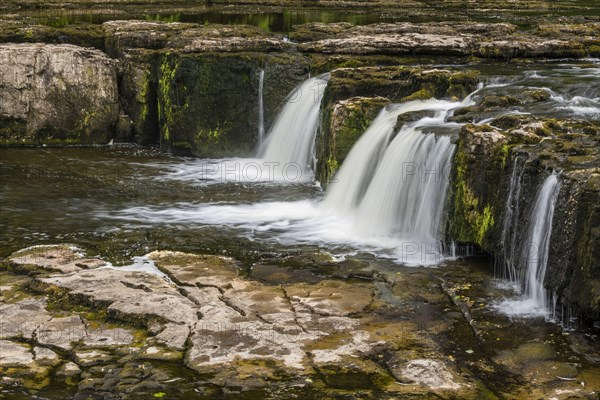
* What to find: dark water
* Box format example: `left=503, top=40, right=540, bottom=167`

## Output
left=23, top=0, right=600, bottom=32
left=28, top=9, right=418, bottom=31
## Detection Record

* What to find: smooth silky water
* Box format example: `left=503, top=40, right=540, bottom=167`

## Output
left=1, top=61, right=598, bottom=302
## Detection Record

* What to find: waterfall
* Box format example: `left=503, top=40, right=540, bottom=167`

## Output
left=354, top=126, right=455, bottom=243
left=323, top=99, right=462, bottom=214
left=258, top=74, right=329, bottom=170
left=520, top=172, right=561, bottom=314
left=257, top=69, right=265, bottom=145
left=496, top=171, right=561, bottom=317
left=321, top=96, right=474, bottom=263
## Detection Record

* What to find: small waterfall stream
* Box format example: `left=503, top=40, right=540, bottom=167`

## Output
left=499, top=156, right=525, bottom=282
left=496, top=171, right=561, bottom=317
left=321, top=97, right=474, bottom=263
left=323, top=99, right=459, bottom=213
left=258, top=74, right=329, bottom=169
left=354, top=126, right=455, bottom=242
left=521, top=172, right=561, bottom=313
left=257, top=69, right=265, bottom=145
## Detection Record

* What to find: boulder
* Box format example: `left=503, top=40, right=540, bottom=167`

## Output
left=0, top=43, right=119, bottom=145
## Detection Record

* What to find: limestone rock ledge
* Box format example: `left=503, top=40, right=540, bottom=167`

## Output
left=2, top=245, right=599, bottom=398
left=0, top=43, right=119, bottom=145
left=315, top=66, right=479, bottom=186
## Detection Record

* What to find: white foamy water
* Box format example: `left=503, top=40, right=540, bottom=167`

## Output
left=115, top=199, right=446, bottom=265
left=552, top=94, right=600, bottom=118
left=151, top=157, right=313, bottom=185
left=112, top=95, right=474, bottom=265
left=323, top=99, right=460, bottom=214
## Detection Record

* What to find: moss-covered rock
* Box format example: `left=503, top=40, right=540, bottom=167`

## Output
left=119, top=58, right=160, bottom=145
left=315, top=96, right=391, bottom=186
left=447, top=124, right=510, bottom=247
left=157, top=51, right=309, bottom=156
left=0, top=20, right=105, bottom=50
left=447, top=115, right=599, bottom=318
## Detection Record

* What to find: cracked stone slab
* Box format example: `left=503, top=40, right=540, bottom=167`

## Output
left=7, top=245, right=106, bottom=273
left=400, top=359, right=462, bottom=390
left=36, top=315, right=86, bottom=351
left=0, top=298, right=52, bottom=340
left=285, top=280, right=374, bottom=317
left=0, top=340, right=34, bottom=366
left=155, top=323, right=189, bottom=351
left=147, top=250, right=239, bottom=290
left=39, top=268, right=198, bottom=326
left=33, top=346, right=60, bottom=366
left=83, top=326, right=134, bottom=347
left=310, top=330, right=383, bottom=364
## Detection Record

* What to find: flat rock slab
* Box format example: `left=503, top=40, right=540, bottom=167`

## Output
left=0, top=340, right=34, bottom=366
left=7, top=245, right=107, bottom=274
left=0, top=298, right=52, bottom=340
left=3, top=245, right=598, bottom=398
left=39, top=268, right=198, bottom=326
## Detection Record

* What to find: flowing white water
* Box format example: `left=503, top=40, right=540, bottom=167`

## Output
left=258, top=69, right=265, bottom=145
left=496, top=172, right=561, bottom=317
left=324, top=96, right=471, bottom=213
left=354, top=125, right=455, bottom=244
left=112, top=94, right=476, bottom=265
left=323, top=99, right=466, bottom=214
left=258, top=74, right=329, bottom=170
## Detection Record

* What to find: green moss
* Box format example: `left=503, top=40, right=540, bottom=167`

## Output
left=499, top=144, right=511, bottom=169
left=522, top=89, right=551, bottom=102
left=401, top=87, right=433, bottom=102
left=589, top=45, right=600, bottom=56
left=476, top=204, right=495, bottom=245
left=450, top=142, right=496, bottom=246
left=158, top=54, right=179, bottom=142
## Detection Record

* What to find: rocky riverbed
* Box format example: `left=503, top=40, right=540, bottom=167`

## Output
left=0, top=1, right=599, bottom=398
left=1, top=245, right=599, bottom=398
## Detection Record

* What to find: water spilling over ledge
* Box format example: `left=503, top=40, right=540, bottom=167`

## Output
left=0, top=9, right=599, bottom=399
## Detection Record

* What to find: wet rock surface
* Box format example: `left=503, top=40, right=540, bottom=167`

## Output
left=0, top=17, right=597, bottom=153
left=446, top=89, right=600, bottom=317
left=1, top=245, right=599, bottom=398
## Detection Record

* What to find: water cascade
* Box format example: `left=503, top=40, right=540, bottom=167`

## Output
left=257, top=69, right=265, bottom=145
left=323, top=99, right=463, bottom=214
left=353, top=124, right=455, bottom=243
left=498, top=156, right=525, bottom=281
left=497, top=172, right=561, bottom=317
left=258, top=74, right=329, bottom=169
left=521, top=172, right=561, bottom=314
